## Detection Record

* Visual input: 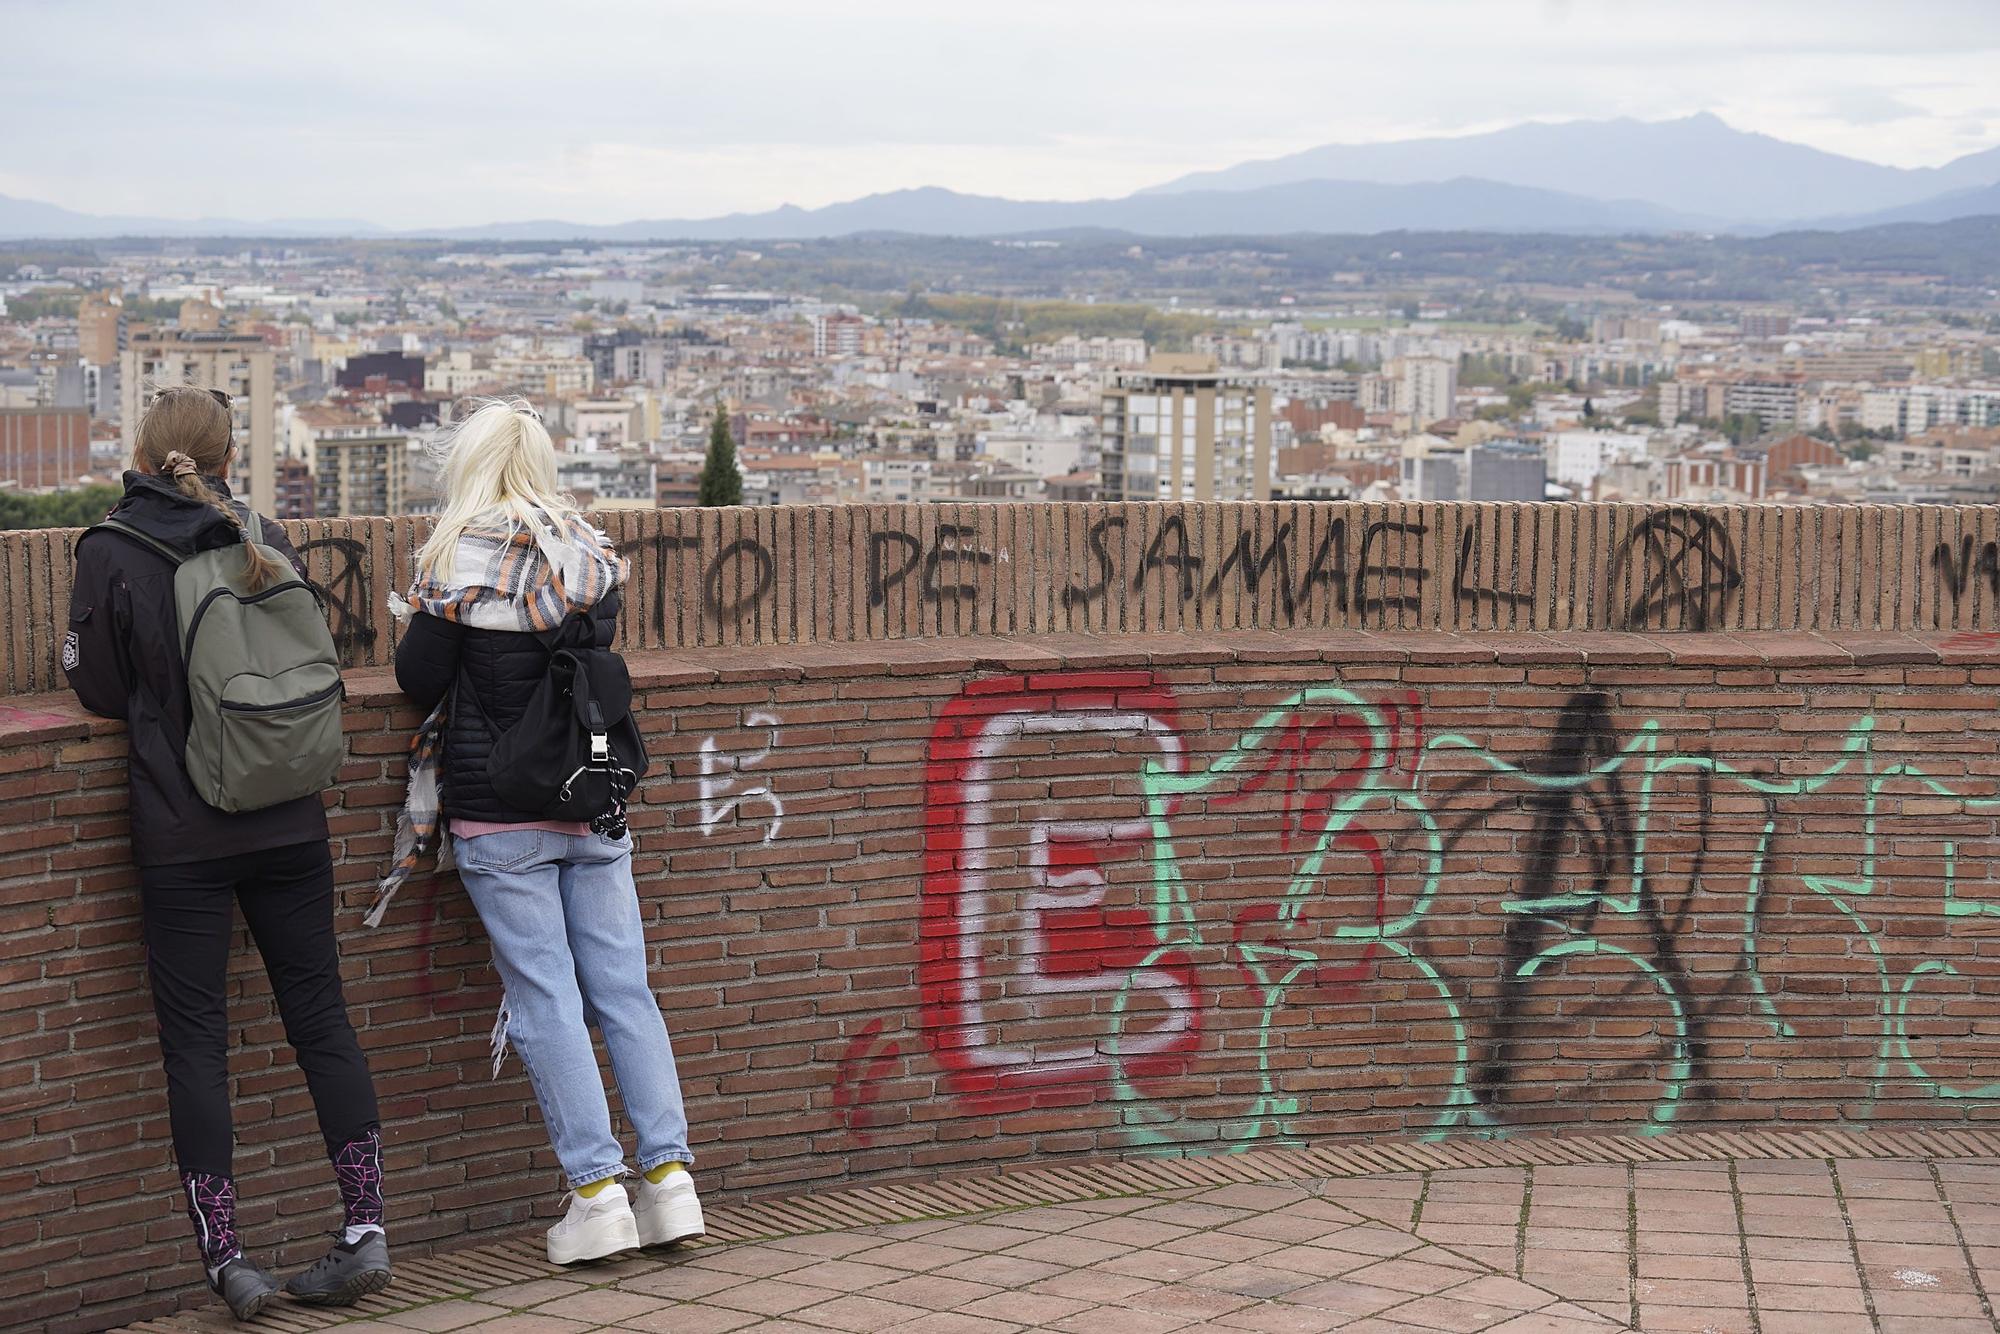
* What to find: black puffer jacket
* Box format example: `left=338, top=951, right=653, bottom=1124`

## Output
left=65, top=471, right=329, bottom=866
left=393, top=592, right=622, bottom=824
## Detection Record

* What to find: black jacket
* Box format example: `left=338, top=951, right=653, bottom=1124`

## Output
left=393, top=592, right=623, bottom=824
left=64, top=471, right=329, bottom=867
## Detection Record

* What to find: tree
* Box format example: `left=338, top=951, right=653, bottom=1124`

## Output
left=1721, top=412, right=1762, bottom=446
left=0, top=484, right=123, bottom=531
left=698, top=408, right=743, bottom=507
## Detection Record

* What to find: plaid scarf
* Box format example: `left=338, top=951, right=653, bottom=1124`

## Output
left=365, top=510, right=626, bottom=932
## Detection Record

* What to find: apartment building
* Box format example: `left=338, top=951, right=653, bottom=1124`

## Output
left=558, top=448, right=656, bottom=510
left=979, top=428, right=1085, bottom=479
left=863, top=455, right=930, bottom=503
left=812, top=313, right=865, bottom=359
left=1552, top=428, right=1652, bottom=490
left=655, top=453, right=704, bottom=507
left=337, top=351, right=424, bottom=391
left=0, top=408, right=89, bottom=489
left=1659, top=373, right=1804, bottom=430
left=1721, top=376, right=1804, bottom=429
left=1860, top=385, right=2000, bottom=436
left=1027, top=335, right=1147, bottom=367
left=78, top=294, right=124, bottom=366
left=311, top=423, right=410, bottom=517
left=1738, top=311, right=1794, bottom=339
left=571, top=399, right=642, bottom=447
left=1191, top=332, right=1276, bottom=371
left=272, top=454, right=316, bottom=520
left=121, top=330, right=278, bottom=512
left=1657, top=378, right=1715, bottom=426
left=1404, top=440, right=1546, bottom=502
left=490, top=353, right=594, bottom=397
left=425, top=350, right=494, bottom=397
left=1098, top=355, right=1274, bottom=503
left=1392, top=356, right=1459, bottom=427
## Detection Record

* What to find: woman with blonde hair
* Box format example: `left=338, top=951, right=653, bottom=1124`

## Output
left=389, top=398, right=702, bottom=1264
left=65, top=385, right=389, bottom=1319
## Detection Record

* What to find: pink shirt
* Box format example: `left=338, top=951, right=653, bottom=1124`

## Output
left=450, top=818, right=593, bottom=840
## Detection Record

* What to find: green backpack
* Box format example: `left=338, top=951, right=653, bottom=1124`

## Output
left=93, top=512, right=346, bottom=813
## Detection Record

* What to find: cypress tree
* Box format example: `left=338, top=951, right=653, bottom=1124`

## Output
left=698, top=407, right=743, bottom=507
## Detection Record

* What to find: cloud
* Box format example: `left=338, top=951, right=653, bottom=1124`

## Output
left=1825, top=89, right=1926, bottom=125
left=5, top=0, right=1999, bottom=221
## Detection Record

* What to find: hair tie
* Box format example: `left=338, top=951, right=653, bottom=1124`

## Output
left=163, top=451, right=201, bottom=481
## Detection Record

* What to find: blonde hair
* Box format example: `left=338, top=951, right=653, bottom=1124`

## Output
left=132, top=385, right=287, bottom=593
left=416, top=397, right=578, bottom=583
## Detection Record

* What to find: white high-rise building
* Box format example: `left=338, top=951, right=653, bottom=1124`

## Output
left=1552, top=429, right=1652, bottom=490
left=812, top=313, right=865, bottom=359
left=1394, top=356, right=1459, bottom=427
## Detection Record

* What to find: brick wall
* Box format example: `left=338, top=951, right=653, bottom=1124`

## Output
left=4, top=628, right=2000, bottom=1330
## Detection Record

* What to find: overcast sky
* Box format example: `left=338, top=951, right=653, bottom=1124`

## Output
left=5, top=0, right=1999, bottom=228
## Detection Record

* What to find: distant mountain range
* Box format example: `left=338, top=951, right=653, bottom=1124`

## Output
left=1140, top=113, right=2000, bottom=222
left=4, top=114, right=1998, bottom=243
left=0, top=192, right=382, bottom=241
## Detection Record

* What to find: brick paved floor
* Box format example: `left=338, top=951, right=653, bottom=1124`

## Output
left=122, top=1133, right=2000, bottom=1334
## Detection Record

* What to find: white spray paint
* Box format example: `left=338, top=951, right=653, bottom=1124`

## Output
left=699, top=710, right=785, bottom=843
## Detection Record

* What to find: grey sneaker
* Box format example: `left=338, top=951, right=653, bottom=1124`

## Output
left=209, top=1255, right=281, bottom=1321
left=283, top=1231, right=391, bottom=1306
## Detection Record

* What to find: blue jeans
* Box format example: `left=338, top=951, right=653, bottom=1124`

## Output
left=453, top=827, right=692, bottom=1187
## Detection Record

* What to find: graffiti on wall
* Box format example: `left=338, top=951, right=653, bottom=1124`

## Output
left=699, top=711, right=785, bottom=843
left=298, top=536, right=376, bottom=666
left=879, top=671, right=2000, bottom=1146
left=1606, top=507, right=1743, bottom=630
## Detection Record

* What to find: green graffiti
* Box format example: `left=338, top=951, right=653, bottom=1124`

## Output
left=1894, top=963, right=2000, bottom=1100
left=1519, top=939, right=1691, bottom=1131
left=1095, top=688, right=2000, bottom=1147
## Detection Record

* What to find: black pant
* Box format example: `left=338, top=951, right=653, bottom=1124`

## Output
left=140, top=840, right=379, bottom=1178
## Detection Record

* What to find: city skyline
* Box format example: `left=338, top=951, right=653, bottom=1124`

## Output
left=4, top=0, right=1999, bottom=228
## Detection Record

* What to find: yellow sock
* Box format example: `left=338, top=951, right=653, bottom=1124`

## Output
left=644, top=1162, right=686, bottom=1185
left=576, top=1178, right=614, bottom=1199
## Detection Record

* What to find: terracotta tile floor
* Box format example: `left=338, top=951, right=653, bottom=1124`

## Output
left=122, top=1135, right=2000, bottom=1334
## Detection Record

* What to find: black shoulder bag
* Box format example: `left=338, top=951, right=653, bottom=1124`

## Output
left=486, top=612, right=651, bottom=836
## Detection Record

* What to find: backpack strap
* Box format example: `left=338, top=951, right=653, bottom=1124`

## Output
left=91, top=517, right=187, bottom=568
left=244, top=509, right=265, bottom=545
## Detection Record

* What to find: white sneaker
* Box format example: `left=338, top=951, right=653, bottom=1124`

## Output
left=632, top=1171, right=705, bottom=1248
left=546, top=1182, right=641, bottom=1265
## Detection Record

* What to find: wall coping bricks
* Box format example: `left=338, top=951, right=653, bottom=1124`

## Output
left=13, top=500, right=2000, bottom=694
left=9, top=628, right=1995, bottom=750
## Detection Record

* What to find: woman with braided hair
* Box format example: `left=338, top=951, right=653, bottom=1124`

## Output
left=64, top=385, right=390, bottom=1319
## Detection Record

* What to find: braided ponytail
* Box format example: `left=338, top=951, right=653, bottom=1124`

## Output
left=134, top=386, right=288, bottom=593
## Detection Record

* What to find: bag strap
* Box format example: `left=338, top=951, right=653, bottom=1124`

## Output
left=542, top=607, right=596, bottom=648
left=244, top=509, right=265, bottom=545
left=91, top=517, right=187, bottom=568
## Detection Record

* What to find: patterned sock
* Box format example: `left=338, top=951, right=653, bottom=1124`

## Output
left=331, top=1127, right=386, bottom=1241
left=181, top=1171, right=240, bottom=1275
left=643, top=1162, right=686, bottom=1185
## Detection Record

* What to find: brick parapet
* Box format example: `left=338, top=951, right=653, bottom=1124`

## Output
left=11, top=501, right=2000, bottom=694
left=4, top=629, right=2000, bottom=1329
